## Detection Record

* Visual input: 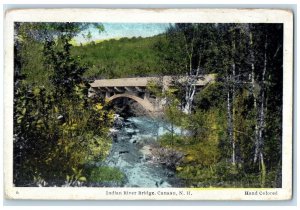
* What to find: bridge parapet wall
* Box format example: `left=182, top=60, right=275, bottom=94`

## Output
left=90, top=74, right=216, bottom=88
left=89, top=74, right=216, bottom=113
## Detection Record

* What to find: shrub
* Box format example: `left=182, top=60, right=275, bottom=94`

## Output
left=87, top=166, right=125, bottom=183
left=13, top=34, right=114, bottom=186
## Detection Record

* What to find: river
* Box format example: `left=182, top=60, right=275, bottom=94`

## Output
left=102, top=116, right=184, bottom=188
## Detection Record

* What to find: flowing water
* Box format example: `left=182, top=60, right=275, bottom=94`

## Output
left=102, top=116, right=185, bottom=187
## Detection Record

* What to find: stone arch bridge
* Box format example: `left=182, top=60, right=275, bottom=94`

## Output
left=89, top=75, right=215, bottom=113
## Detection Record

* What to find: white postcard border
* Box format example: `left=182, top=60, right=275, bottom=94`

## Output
left=4, top=8, right=294, bottom=200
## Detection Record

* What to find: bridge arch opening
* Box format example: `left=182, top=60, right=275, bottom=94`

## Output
left=106, top=93, right=154, bottom=112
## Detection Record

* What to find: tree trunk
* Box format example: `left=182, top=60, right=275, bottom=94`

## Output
left=226, top=75, right=235, bottom=165
left=248, top=28, right=260, bottom=164
left=230, top=36, right=237, bottom=165
left=232, top=65, right=236, bottom=165
left=257, top=34, right=268, bottom=187
left=183, top=81, right=196, bottom=114
left=182, top=28, right=198, bottom=114
left=185, top=51, right=201, bottom=114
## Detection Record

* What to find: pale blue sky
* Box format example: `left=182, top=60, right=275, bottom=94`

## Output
left=75, top=23, right=170, bottom=44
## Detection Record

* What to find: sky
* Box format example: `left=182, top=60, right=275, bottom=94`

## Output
left=74, top=23, right=170, bottom=44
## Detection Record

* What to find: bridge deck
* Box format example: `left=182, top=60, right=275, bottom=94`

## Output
left=90, top=74, right=216, bottom=88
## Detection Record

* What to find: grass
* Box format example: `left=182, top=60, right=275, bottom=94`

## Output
left=88, top=166, right=125, bottom=183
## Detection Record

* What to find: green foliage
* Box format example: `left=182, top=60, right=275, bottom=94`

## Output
left=43, top=36, right=89, bottom=97
left=13, top=81, right=113, bottom=186
left=13, top=22, right=283, bottom=188
left=13, top=23, right=113, bottom=186
left=159, top=134, right=185, bottom=147
left=71, top=35, right=165, bottom=79
left=14, top=85, right=58, bottom=184
left=14, top=22, right=104, bottom=89
left=194, top=82, right=225, bottom=110
left=155, top=24, right=218, bottom=75
left=159, top=107, right=224, bottom=186
left=175, top=160, right=278, bottom=188
left=15, top=30, right=53, bottom=89
left=146, top=79, right=164, bottom=98
left=87, top=166, right=125, bottom=183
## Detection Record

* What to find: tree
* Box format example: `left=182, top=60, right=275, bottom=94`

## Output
left=158, top=23, right=218, bottom=114
left=216, top=23, right=283, bottom=186
left=13, top=22, right=113, bottom=186
left=156, top=23, right=283, bottom=187
left=216, top=24, right=240, bottom=166
left=14, top=22, right=104, bottom=87
left=43, top=35, right=89, bottom=98
left=248, top=24, right=283, bottom=187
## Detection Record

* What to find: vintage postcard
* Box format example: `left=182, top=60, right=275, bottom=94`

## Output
left=4, top=9, right=293, bottom=200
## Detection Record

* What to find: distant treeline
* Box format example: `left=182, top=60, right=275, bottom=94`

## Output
left=71, top=35, right=166, bottom=79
